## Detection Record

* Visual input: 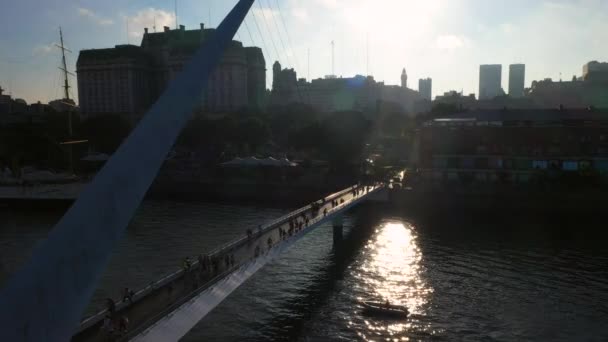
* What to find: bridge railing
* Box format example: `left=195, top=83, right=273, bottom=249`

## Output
left=204, top=185, right=362, bottom=258
left=77, top=184, right=380, bottom=334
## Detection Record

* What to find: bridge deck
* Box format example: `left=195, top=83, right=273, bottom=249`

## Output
left=72, top=184, right=382, bottom=341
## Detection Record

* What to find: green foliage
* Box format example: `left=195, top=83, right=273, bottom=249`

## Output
left=380, top=112, right=415, bottom=138
left=178, top=116, right=236, bottom=148
left=81, top=114, right=132, bottom=154
left=431, top=102, right=461, bottom=115
left=233, top=116, right=271, bottom=150
left=321, top=111, right=372, bottom=166
left=175, top=105, right=372, bottom=169
left=268, top=103, right=320, bottom=146
left=0, top=104, right=376, bottom=173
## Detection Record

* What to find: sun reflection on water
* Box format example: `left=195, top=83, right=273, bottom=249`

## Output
left=353, top=220, right=433, bottom=340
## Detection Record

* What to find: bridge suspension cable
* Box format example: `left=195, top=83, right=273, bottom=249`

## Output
left=267, top=0, right=312, bottom=104
left=249, top=6, right=277, bottom=72
left=242, top=18, right=256, bottom=48
left=254, top=0, right=305, bottom=104
left=255, top=0, right=282, bottom=66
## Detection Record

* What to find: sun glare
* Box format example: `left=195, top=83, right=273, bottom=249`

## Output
left=354, top=221, right=433, bottom=339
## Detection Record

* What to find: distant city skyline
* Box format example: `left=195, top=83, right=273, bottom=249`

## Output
left=0, top=0, right=606, bottom=104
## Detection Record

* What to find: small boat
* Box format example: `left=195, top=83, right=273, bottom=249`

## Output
left=361, top=301, right=409, bottom=318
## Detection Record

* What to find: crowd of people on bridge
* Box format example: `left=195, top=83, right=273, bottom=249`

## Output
left=101, top=297, right=130, bottom=340
left=95, top=186, right=379, bottom=340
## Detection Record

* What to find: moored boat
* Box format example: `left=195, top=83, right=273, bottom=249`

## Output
left=361, top=301, right=409, bottom=318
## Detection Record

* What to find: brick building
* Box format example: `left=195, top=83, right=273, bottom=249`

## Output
left=416, top=108, right=608, bottom=184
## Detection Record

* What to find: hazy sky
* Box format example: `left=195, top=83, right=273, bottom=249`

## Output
left=0, top=0, right=606, bottom=104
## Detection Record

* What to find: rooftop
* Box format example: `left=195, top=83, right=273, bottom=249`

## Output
left=77, top=44, right=151, bottom=65
left=78, top=24, right=258, bottom=64
left=428, top=108, right=608, bottom=124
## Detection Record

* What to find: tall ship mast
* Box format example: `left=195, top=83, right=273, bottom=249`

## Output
left=58, top=27, right=72, bottom=102
left=55, top=27, right=84, bottom=174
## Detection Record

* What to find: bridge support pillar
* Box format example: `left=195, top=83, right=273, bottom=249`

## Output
left=332, top=215, right=343, bottom=245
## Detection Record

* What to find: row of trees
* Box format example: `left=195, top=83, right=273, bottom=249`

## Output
left=1, top=100, right=420, bottom=174
left=0, top=113, right=132, bottom=173
left=178, top=105, right=375, bottom=170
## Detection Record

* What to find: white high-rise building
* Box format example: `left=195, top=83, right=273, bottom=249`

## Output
left=479, top=64, right=502, bottom=100
left=418, top=78, right=432, bottom=101
left=508, top=64, right=525, bottom=98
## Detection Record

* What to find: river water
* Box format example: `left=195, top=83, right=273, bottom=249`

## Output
left=1, top=201, right=607, bottom=341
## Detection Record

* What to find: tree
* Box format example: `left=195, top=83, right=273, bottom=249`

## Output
left=268, top=103, right=319, bottom=147
left=82, top=114, right=132, bottom=154
left=321, top=111, right=372, bottom=168
left=380, top=112, right=413, bottom=138
left=233, top=117, right=271, bottom=151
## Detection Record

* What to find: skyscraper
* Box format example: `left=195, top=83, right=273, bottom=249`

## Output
left=418, top=78, right=432, bottom=101
left=508, top=64, right=525, bottom=98
left=479, top=64, right=502, bottom=100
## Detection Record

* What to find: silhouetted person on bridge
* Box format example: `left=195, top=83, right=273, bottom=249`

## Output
left=122, top=287, right=134, bottom=305
left=323, top=208, right=328, bottom=217
left=205, top=255, right=212, bottom=272
left=212, top=257, right=219, bottom=274
left=118, top=316, right=129, bottom=335
left=267, top=237, right=273, bottom=250
left=247, top=228, right=253, bottom=239
left=183, top=257, right=192, bottom=272
left=105, top=298, right=116, bottom=316
left=198, top=254, right=205, bottom=272
left=101, top=314, right=114, bottom=339
left=255, top=245, right=261, bottom=258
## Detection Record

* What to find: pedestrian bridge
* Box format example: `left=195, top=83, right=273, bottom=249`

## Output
left=0, top=2, right=389, bottom=341
left=72, top=184, right=385, bottom=341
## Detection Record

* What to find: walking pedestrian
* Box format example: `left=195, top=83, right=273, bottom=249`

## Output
left=105, top=298, right=116, bottom=316
left=119, top=316, right=129, bottom=334
left=183, top=257, right=192, bottom=272
left=198, top=254, right=205, bottom=272
left=101, top=314, right=114, bottom=338
left=122, top=287, right=134, bottom=304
